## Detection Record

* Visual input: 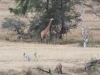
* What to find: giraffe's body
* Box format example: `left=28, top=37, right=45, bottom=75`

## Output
left=41, top=18, right=54, bottom=43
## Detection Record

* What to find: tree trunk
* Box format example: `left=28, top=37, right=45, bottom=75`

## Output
left=46, top=0, right=49, bottom=10
left=59, top=0, right=65, bottom=39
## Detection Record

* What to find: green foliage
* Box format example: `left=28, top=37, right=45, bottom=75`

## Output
left=34, top=52, right=38, bottom=61
left=55, top=39, right=81, bottom=45
left=9, top=0, right=43, bottom=15
left=93, top=0, right=100, bottom=3
left=29, top=0, right=81, bottom=39
left=10, top=0, right=88, bottom=41
left=79, top=41, right=83, bottom=47
left=9, top=8, right=22, bottom=15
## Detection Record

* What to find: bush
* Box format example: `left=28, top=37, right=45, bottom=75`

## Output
left=2, top=18, right=26, bottom=35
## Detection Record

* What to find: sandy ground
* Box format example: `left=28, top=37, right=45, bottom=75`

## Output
left=0, top=41, right=100, bottom=75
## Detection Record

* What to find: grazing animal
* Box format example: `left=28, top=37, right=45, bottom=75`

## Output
left=23, top=53, right=31, bottom=62
left=40, top=18, right=54, bottom=43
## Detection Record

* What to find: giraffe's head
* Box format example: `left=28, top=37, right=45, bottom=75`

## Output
left=50, top=18, right=54, bottom=21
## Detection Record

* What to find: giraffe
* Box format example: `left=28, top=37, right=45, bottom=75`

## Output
left=41, top=18, right=54, bottom=43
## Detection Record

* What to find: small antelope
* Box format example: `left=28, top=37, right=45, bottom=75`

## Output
left=23, top=53, right=31, bottom=62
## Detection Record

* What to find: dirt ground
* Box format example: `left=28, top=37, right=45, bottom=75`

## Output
left=0, top=41, right=100, bottom=75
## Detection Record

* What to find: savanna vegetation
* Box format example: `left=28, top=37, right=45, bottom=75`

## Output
left=0, top=1, right=100, bottom=75
left=1, top=0, right=100, bottom=45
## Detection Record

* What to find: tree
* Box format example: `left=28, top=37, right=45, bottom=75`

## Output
left=93, top=0, right=100, bottom=3
left=2, top=18, right=26, bottom=39
left=92, top=0, right=100, bottom=17
left=9, top=0, right=82, bottom=40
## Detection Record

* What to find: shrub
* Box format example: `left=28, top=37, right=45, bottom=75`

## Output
left=2, top=18, right=26, bottom=35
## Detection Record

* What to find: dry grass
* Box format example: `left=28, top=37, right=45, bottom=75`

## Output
left=0, top=0, right=100, bottom=75
left=0, top=41, right=99, bottom=75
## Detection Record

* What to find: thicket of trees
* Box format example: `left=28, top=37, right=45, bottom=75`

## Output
left=2, top=0, right=100, bottom=42
left=9, top=0, right=82, bottom=39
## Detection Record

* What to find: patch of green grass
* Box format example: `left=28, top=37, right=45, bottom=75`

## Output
left=86, top=57, right=100, bottom=75
left=34, top=52, right=38, bottom=61
left=54, top=39, right=81, bottom=45
left=26, top=68, right=32, bottom=75
left=91, top=28, right=100, bottom=31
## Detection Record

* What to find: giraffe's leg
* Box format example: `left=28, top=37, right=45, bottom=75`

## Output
left=40, top=31, right=45, bottom=44
left=47, top=31, right=50, bottom=44
left=45, top=35, right=48, bottom=44
left=40, top=36, right=43, bottom=43
left=46, top=34, right=50, bottom=44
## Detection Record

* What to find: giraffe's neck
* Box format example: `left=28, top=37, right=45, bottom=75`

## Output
left=44, top=20, right=52, bottom=33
